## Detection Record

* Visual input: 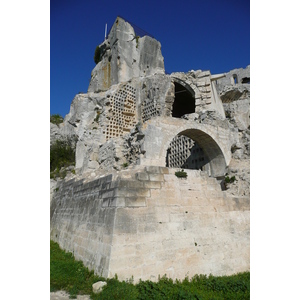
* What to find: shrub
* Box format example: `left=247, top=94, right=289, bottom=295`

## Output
left=94, top=46, right=101, bottom=64
left=91, top=276, right=138, bottom=300
left=175, top=169, right=187, bottom=178
left=94, top=43, right=107, bottom=64
left=50, top=139, right=75, bottom=178
left=225, top=176, right=236, bottom=184
left=223, top=176, right=236, bottom=190
left=50, top=114, right=64, bottom=125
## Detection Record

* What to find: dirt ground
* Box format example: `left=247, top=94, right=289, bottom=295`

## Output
left=50, top=291, right=91, bottom=300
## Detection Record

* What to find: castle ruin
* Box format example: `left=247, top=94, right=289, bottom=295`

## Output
left=50, top=16, right=250, bottom=282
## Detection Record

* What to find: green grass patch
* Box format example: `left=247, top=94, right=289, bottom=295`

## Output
left=51, top=240, right=250, bottom=299
left=50, top=241, right=103, bottom=298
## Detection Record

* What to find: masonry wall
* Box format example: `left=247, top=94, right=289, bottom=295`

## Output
left=50, top=166, right=249, bottom=282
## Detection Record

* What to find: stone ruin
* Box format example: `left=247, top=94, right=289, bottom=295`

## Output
left=50, top=16, right=250, bottom=282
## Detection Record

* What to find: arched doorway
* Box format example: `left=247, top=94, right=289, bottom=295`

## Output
left=172, top=82, right=195, bottom=118
left=165, top=128, right=226, bottom=178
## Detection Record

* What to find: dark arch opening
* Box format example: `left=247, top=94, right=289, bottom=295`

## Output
left=241, top=77, right=250, bottom=84
left=172, top=82, right=195, bottom=118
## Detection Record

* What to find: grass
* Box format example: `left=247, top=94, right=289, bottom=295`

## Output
left=51, top=240, right=250, bottom=299
left=50, top=240, right=103, bottom=298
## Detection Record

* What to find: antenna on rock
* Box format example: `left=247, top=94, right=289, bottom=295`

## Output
left=104, top=23, right=107, bottom=40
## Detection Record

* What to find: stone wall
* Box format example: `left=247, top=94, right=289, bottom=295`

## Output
left=50, top=166, right=249, bottom=282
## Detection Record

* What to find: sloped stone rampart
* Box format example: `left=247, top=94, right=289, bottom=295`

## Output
left=50, top=166, right=249, bottom=282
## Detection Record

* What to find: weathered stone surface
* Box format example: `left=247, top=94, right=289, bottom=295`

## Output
left=50, top=167, right=249, bottom=282
left=88, top=17, right=165, bottom=93
left=92, top=281, right=107, bottom=294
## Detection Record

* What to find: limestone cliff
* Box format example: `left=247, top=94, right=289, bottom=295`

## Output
left=88, top=16, right=165, bottom=93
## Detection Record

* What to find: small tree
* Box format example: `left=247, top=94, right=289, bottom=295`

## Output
left=50, top=114, right=64, bottom=125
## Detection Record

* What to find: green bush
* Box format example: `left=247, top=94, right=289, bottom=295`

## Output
left=50, top=114, right=64, bottom=125
left=225, top=176, right=236, bottom=184
left=50, top=139, right=75, bottom=177
left=91, top=276, right=138, bottom=300
left=175, top=169, right=188, bottom=178
left=94, top=44, right=107, bottom=64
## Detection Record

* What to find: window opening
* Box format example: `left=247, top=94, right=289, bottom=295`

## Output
left=172, top=82, right=195, bottom=118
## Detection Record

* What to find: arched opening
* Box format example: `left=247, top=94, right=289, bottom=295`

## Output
left=165, top=129, right=227, bottom=178
left=231, top=74, right=238, bottom=85
left=172, top=82, right=195, bottom=118
left=166, top=135, right=210, bottom=172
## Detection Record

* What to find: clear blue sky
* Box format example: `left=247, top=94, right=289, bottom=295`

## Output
left=50, top=0, right=249, bottom=117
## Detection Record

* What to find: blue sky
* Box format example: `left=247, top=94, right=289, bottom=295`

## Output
left=51, top=0, right=249, bottom=117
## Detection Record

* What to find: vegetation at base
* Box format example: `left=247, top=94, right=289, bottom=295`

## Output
left=50, top=139, right=76, bottom=179
left=175, top=169, right=188, bottom=178
left=50, top=241, right=103, bottom=298
left=50, top=114, right=64, bottom=125
left=51, top=240, right=250, bottom=299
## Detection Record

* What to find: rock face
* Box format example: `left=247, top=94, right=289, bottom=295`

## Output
left=50, top=16, right=250, bottom=283
left=92, top=281, right=107, bottom=294
left=215, top=66, right=250, bottom=197
left=88, top=17, right=165, bottom=93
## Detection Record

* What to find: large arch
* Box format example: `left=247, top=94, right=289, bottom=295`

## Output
left=140, top=117, right=231, bottom=178
left=176, top=129, right=226, bottom=177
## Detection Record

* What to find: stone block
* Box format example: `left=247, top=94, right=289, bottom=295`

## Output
left=149, top=173, right=164, bottom=182
left=114, top=188, right=150, bottom=198
left=144, top=166, right=162, bottom=174
left=125, top=197, right=146, bottom=207
left=143, top=180, right=161, bottom=189
left=135, top=172, right=149, bottom=181
left=118, top=179, right=144, bottom=189
left=92, top=281, right=107, bottom=294
left=106, top=197, right=125, bottom=207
